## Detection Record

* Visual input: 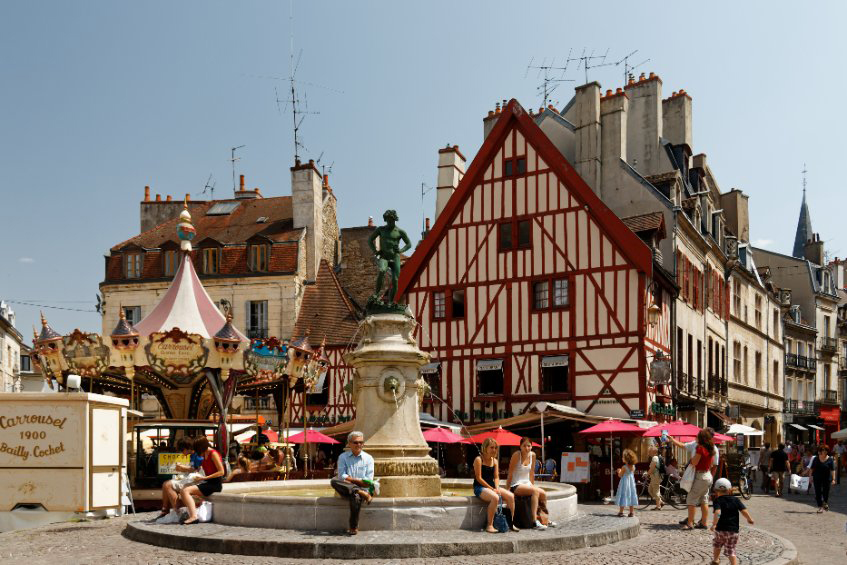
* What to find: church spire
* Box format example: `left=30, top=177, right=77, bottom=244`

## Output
left=792, top=164, right=813, bottom=258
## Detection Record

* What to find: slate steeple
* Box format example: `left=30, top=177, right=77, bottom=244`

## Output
left=792, top=165, right=813, bottom=258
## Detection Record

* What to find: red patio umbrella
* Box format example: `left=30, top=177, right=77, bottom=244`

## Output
left=677, top=433, right=733, bottom=444
left=243, top=428, right=280, bottom=444
left=422, top=427, right=468, bottom=444
left=286, top=429, right=340, bottom=444
left=642, top=420, right=701, bottom=438
left=467, top=427, right=541, bottom=447
left=579, top=420, right=645, bottom=499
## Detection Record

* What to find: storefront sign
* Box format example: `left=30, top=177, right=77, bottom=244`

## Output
left=62, top=330, right=110, bottom=377
left=629, top=410, right=645, bottom=419
left=145, top=328, right=209, bottom=384
left=560, top=452, right=590, bottom=484
left=819, top=406, right=840, bottom=424
left=157, top=453, right=191, bottom=474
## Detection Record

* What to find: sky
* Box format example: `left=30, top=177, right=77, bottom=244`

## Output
left=2, top=0, right=845, bottom=338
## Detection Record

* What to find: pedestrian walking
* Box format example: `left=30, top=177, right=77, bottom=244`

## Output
left=804, top=445, right=836, bottom=513
left=671, top=429, right=716, bottom=530
left=647, top=445, right=664, bottom=510
left=710, top=478, right=755, bottom=565
left=768, top=443, right=789, bottom=497
left=759, top=443, right=772, bottom=493
left=615, top=449, right=639, bottom=518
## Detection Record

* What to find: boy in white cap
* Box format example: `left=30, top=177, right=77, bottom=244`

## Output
left=710, top=478, right=754, bottom=565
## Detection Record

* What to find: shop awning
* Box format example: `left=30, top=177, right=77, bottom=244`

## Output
left=807, top=424, right=825, bottom=431
left=540, top=355, right=569, bottom=368
left=420, top=362, right=441, bottom=375
left=709, top=409, right=733, bottom=425
left=789, top=424, right=807, bottom=431
left=476, top=359, right=503, bottom=371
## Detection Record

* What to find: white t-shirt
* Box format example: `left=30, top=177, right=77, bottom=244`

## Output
left=685, top=441, right=720, bottom=468
left=650, top=455, right=661, bottom=477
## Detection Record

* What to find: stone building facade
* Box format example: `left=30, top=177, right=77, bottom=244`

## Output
left=0, top=301, right=23, bottom=392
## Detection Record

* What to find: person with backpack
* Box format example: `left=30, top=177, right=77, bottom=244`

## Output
left=647, top=445, right=664, bottom=509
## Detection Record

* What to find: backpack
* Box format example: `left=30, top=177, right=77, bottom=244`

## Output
left=656, top=454, right=667, bottom=478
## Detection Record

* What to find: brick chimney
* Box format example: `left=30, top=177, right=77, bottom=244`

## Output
left=292, top=159, right=324, bottom=280
left=804, top=233, right=825, bottom=266
left=144, top=186, right=150, bottom=202
left=662, top=90, right=692, bottom=149
left=625, top=72, right=663, bottom=176
left=435, top=145, right=466, bottom=221
left=600, top=88, right=628, bottom=196
left=719, top=189, right=750, bottom=244
left=235, top=174, right=259, bottom=200
left=573, top=82, right=602, bottom=192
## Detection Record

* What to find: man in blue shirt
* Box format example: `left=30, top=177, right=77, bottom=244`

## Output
left=330, top=430, right=375, bottom=535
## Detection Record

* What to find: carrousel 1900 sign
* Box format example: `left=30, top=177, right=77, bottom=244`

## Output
left=242, top=337, right=288, bottom=384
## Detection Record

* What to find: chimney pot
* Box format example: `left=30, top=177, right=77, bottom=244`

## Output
left=606, top=89, right=613, bottom=96
left=155, top=194, right=161, bottom=202
left=487, top=110, right=494, bottom=117
left=649, top=72, right=656, bottom=79
left=639, top=72, right=646, bottom=81
left=165, top=195, right=172, bottom=202
left=309, top=159, right=315, bottom=166
left=425, top=217, right=431, bottom=230
left=323, top=173, right=330, bottom=186
left=616, top=87, right=623, bottom=94
left=240, top=174, right=245, bottom=190
left=185, top=193, right=190, bottom=202
left=502, top=99, right=507, bottom=108
left=144, top=186, right=150, bottom=201
left=367, top=216, right=374, bottom=227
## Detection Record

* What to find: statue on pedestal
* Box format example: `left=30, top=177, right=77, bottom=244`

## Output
left=367, top=209, right=411, bottom=314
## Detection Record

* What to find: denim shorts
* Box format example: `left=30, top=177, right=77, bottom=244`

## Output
left=473, top=484, right=484, bottom=498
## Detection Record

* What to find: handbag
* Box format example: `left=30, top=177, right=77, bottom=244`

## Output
left=679, top=464, right=696, bottom=493
left=492, top=497, right=509, bottom=533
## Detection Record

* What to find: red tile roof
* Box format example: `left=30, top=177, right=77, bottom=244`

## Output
left=621, top=212, right=666, bottom=239
left=111, top=197, right=295, bottom=251
left=293, top=260, right=361, bottom=347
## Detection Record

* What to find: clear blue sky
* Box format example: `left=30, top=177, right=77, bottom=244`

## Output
left=2, top=1, right=845, bottom=337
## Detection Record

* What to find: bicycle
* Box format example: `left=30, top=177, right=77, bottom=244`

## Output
left=637, top=471, right=685, bottom=509
left=737, top=464, right=752, bottom=500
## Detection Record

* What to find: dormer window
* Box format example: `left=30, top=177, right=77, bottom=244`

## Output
left=125, top=252, right=143, bottom=279
left=163, top=250, right=178, bottom=277
left=202, top=247, right=220, bottom=274
left=249, top=244, right=269, bottom=272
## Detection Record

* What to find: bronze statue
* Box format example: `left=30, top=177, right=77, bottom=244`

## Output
left=367, top=209, right=412, bottom=310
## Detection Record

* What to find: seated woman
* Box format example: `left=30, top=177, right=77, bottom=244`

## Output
left=226, top=456, right=251, bottom=481
left=156, top=438, right=196, bottom=519
left=248, top=448, right=266, bottom=472
left=473, top=437, right=518, bottom=533
left=507, top=437, right=548, bottom=529
left=179, top=437, right=226, bottom=525
left=665, top=458, right=681, bottom=480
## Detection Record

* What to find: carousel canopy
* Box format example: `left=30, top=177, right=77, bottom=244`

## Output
left=134, top=253, right=247, bottom=341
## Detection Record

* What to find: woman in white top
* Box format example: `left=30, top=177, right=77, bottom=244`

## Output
left=507, top=437, right=548, bottom=529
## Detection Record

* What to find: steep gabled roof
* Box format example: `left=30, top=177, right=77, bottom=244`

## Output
left=397, top=98, right=652, bottom=297
left=293, top=260, right=361, bottom=347
left=792, top=190, right=813, bottom=258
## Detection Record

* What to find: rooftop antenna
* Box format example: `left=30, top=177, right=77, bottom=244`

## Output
left=613, top=50, right=651, bottom=87
left=566, top=48, right=613, bottom=84
left=283, top=0, right=321, bottom=163
left=421, top=182, right=434, bottom=237
left=200, top=173, right=216, bottom=200
left=802, top=163, right=807, bottom=196
left=525, top=55, right=574, bottom=108
left=230, top=145, right=245, bottom=193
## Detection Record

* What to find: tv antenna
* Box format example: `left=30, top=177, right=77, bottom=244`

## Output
left=613, top=50, right=651, bottom=86
left=566, top=48, right=613, bottom=83
left=421, top=182, right=435, bottom=237
left=200, top=173, right=216, bottom=200
left=525, top=56, right=574, bottom=108
left=230, top=145, right=245, bottom=192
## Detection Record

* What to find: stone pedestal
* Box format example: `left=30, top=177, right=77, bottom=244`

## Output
left=344, top=313, right=440, bottom=497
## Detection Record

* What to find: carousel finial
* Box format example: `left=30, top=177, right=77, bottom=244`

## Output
left=176, top=201, right=196, bottom=252
left=40, top=311, right=47, bottom=326
left=119, top=307, right=126, bottom=321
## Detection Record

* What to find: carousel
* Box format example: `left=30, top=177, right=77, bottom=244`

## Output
left=30, top=204, right=329, bottom=483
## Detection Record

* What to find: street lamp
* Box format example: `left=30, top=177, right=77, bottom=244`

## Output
left=110, top=308, right=139, bottom=410
left=36, top=313, right=65, bottom=389
left=286, top=333, right=314, bottom=475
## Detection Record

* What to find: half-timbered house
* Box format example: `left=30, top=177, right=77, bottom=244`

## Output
left=398, top=99, right=670, bottom=423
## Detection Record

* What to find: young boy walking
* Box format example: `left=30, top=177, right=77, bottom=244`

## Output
left=710, top=478, right=754, bottom=565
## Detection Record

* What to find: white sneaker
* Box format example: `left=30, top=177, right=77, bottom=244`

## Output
left=548, top=521, right=557, bottom=528
left=535, top=520, right=548, bottom=530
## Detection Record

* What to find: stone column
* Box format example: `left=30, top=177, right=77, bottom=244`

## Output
left=344, top=313, right=440, bottom=497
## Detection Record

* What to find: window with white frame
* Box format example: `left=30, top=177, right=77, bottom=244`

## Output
left=123, top=306, right=141, bottom=326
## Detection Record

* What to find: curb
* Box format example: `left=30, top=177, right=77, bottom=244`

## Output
left=747, top=526, right=799, bottom=565
left=123, top=515, right=640, bottom=559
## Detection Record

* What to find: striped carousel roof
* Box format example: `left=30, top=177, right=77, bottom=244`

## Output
left=134, top=253, right=247, bottom=341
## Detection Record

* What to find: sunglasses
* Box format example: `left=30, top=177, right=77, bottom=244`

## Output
left=351, top=441, right=365, bottom=445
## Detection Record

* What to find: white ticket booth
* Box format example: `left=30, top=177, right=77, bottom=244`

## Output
left=0, top=392, right=128, bottom=531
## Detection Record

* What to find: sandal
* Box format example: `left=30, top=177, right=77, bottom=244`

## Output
left=617, top=512, right=624, bottom=517
left=485, top=526, right=498, bottom=534
left=627, top=512, right=634, bottom=518
left=694, top=521, right=707, bottom=529
left=182, top=517, right=199, bottom=525
left=680, top=524, right=694, bottom=530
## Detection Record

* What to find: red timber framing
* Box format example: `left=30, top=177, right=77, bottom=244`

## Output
left=398, top=99, right=657, bottom=423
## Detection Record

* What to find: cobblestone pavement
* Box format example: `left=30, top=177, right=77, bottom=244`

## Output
left=0, top=501, right=799, bottom=565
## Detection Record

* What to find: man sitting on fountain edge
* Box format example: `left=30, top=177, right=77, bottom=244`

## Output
left=331, top=431, right=375, bottom=535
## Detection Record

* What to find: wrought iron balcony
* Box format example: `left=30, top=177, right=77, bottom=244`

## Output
left=785, top=353, right=798, bottom=368
left=247, top=328, right=269, bottom=339
left=820, top=337, right=838, bottom=353
left=677, top=372, right=688, bottom=394
left=807, top=357, right=817, bottom=371
left=821, top=389, right=839, bottom=405
left=840, top=357, right=847, bottom=374
left=785, top=399, right=818, bottom=415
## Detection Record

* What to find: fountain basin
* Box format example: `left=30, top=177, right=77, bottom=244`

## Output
left=212, top=479, right=577, bottom=531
